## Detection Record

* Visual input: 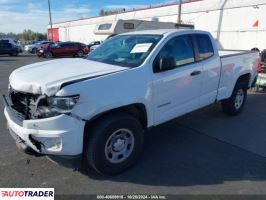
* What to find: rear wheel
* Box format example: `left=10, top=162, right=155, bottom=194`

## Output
left=84, top=113, right=144, bottom=175
left=222, top=82, right=247, bottom=116
left=77, top=50, right=84, bottom=57
left=9, top=51, right=18, bottom=56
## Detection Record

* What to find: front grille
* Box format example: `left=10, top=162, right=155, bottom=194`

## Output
left=9, top=88, right=40, bottom=120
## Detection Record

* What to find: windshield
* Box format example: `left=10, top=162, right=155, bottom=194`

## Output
left=87, top=34, right=162, bottom=67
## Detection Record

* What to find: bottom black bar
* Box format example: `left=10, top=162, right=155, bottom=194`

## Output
left=55, top=195, right=266, bottom=200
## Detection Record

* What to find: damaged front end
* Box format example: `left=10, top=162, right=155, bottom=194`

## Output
left=3, top=87, right=81, bottom=155
left=7, top=86, right=79, bottom=121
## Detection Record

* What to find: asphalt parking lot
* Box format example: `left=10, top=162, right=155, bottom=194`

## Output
left=0, top=53, right=266, bottom=195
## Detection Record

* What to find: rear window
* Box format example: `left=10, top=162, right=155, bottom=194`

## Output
left=194, top=34, right=214, bottom=61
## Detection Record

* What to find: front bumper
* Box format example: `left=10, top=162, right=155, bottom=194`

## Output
left=37, top=52, right=44, bottom=57
left=37, top=49, right=45, bottom=57
left=3, top=95, right=85, bottom=157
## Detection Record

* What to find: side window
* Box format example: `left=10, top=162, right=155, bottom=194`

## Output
left=157, top=35, right=195, bottom=68
left=194, top=34, right=214, bottom=61
left=69, top=43, right=77, bottom=48
left=60, top=43, right=68, bottom=48
left=3, top=43, right=11, bottom=48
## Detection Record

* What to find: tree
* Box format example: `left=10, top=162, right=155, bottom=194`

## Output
left=0, top=29, right=47, bottom=41
left=99, top=8, right=126, bottom=16
left=99, top=9, right=105, bottom=16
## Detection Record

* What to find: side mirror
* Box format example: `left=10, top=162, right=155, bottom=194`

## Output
left=154, top=57, right=176, bottom=72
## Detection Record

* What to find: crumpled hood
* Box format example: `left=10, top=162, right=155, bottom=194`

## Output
left=9, top=58, right=128, bottom=96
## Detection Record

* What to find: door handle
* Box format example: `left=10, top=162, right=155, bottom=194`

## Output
left=190, top=71, right=201, bottom=76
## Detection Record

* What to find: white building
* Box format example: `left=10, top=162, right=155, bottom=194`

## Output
left=48, top=0, right=266, bottom=50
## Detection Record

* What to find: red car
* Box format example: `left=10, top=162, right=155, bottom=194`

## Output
left=37, top=42, right=89, bottom=58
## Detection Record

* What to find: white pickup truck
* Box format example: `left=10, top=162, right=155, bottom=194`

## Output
left=3, top=29, right=259, bottom=175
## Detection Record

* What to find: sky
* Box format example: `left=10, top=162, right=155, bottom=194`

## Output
left=0, top=0, right=178, bottom=33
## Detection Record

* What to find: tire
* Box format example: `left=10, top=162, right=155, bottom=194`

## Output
left=32, top=48, right=37, bottom=54
left=77, top=50, right=84, bottom=57
left=222, top=82, right=247, bottom=116
left=44, top=52, right=53, bottom=58
left=9, top=52, right=17, bottom=56
left=84, top=113, right=144, bottom=175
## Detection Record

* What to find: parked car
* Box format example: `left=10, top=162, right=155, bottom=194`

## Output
left=37, top=42, right=88, bottom=58
left=24, top=41, right=54, bottom=54
left=0, top=42, right=19, bottom=56
left=89, top=44, right=101, bottom=52
left=0, top=38, right=16, bottom=45
left=87, top=41, right=101, bottom=51
left=3, top=30, right=259, bottom=175
left=0, top=39, right=22, bottom=53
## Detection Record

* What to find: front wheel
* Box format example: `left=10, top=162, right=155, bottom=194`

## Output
left=44, top=52, right=53, bottom=58
left=84, top=113, right=144, bottom=175
left=222, top=83, right=247, bottom=116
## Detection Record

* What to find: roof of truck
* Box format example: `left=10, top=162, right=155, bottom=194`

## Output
left=122, top=29, right=208, bottom=36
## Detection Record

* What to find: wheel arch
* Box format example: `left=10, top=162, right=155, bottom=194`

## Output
left=236, top=73, right=251, bottom=89
left=82, top=103, right=148, bottom=154
left=84, top=103, right=148, bottom=131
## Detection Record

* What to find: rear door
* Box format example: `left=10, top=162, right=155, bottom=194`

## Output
left=67, top=43, right=78, bottom=55
left=193, top=34, right=221, bottom=107
left=152, top=34, right=204, bottom=124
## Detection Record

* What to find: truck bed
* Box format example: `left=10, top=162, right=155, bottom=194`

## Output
left=217, top=49, right=259, bottom=101
left=219, top=49, right=252, bottom=58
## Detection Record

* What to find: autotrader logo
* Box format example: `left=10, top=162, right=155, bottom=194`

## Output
left=0, top=188, right=54, bottom=200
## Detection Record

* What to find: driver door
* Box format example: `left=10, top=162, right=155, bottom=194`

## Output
left=152, top=34, right=203, bottom=125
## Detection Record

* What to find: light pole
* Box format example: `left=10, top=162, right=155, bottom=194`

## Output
left=48, top=0, right=53, bottom=41
left=178, top=0, right=182, bottom=24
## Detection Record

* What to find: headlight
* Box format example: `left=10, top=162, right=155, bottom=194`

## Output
left=47, top=95, right=80, bottom=114
left=36, top=95, right=79, bottom=118
left=39, top=49, right=44, bottom=53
